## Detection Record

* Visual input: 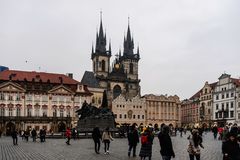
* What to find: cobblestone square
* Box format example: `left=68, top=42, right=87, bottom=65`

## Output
left=0, top=132, right=222, bottom=160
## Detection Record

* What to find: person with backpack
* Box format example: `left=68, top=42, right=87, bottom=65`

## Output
left=139, top=128, right=154, bottom=160
left=127, top=124, right=139, bottom=157
left=102, top=127, right=113, bottom=154
left=158, top=125, right=175, bottom=160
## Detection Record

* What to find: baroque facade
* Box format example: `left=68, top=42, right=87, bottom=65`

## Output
left=144, top=94, right=181, bottom=128
left=81, top=17, right=141, bottom=107
left=0, top=70, right=92, bottom=135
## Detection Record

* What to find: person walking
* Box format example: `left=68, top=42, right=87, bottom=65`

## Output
left=158, top=125, right=175, bottom=160
left=39, top=129, right=44, bottom=142
left=139, top=128, right=154, bottom=160
left=92, top=127, right=101, bottom=154
left=11, top=128, right=18, bottom=145
left=31, top=128, right=37, bottom=142
left=24, top=129, right=30, bottom=142
left=127, top=124, right=139, bottom=157
left=187, top=129, right=204, bottom=160
left=65, top=127, right=71, bottom=145
left=212, top=125, right=218, bottom=140
left=102, top=127, right=113, bottom=155
left=222, top=133, right=240, bottom=160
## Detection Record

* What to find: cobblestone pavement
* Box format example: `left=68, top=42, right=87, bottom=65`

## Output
left=0, top=132, right=222, bottom=160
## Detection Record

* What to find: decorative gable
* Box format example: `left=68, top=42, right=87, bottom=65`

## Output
left=48, top=85, right=74, bottom=95
left=0, top=82, right=25, bottom=92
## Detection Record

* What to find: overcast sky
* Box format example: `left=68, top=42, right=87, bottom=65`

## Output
left=1, top=0, right=240, bottom=100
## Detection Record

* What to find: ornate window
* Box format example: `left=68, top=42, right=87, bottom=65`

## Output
left=8, top=108, right=13, bottom=116
left=60, top=109, right=64, bottom=117
left=113, top=85, right=121, bottom=99
left=16, top=108, right=21, bottom=116
left=27, top=108, right=32, bottom=117
left=53, top=109, right=57, bottom=117
left=129, top=63, right=133, bottom=74
left=35, top=108, right=40, bottom=117
left=42, top=109, right=47, bottom=117
left=101, top=60, right=106, bottom=71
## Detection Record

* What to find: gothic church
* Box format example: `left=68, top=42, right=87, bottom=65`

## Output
left=81, top=17, right=141, bottom=107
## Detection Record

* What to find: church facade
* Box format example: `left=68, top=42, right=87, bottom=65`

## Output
left=81, top=17, right=141, bottom=107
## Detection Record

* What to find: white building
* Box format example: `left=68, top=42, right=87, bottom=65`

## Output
left=212, top=74, right=240, bottom=126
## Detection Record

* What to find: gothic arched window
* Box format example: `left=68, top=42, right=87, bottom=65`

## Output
left=102, top=60, right=105, bottom=71
left=129, top=63, right=133, bottom=74
left=113, top=85, right=121, bottom=99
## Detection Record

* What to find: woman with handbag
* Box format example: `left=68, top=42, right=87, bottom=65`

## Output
left=187, top=129, right=204, bottom=160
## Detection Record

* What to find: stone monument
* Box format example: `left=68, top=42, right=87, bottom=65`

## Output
left=76, top=90, right=116, bottom=132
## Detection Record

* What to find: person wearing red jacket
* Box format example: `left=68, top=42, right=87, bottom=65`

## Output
left=65, top=127, right=71, bottom=145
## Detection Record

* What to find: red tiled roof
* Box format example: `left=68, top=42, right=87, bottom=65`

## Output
left=232, top=78, right=240, bottom=87
left=189, top=89, right=201, bottom=100
left=0, top=70, right=79, bottom=85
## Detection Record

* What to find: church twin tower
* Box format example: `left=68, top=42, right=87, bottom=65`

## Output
left=88, top=16, right=141, bottom=105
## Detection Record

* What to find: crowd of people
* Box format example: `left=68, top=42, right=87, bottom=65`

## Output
left=3, top=123, right=240, bottom=160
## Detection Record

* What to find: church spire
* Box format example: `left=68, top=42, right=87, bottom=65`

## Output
left=95, top=11, right=106, bottom=54
left=123, top=17, right=134, bottom=55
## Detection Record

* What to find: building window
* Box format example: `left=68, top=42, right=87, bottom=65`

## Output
left=238, top=113, right=240, bottom=119
left=60, top=109, right=64, bottom=117
left=215, top=112, right=218, bottom=119
left=222, top=94, right=224, bottom=99
left=53, top=109, right=57, bottom=117
left=216, top=95, right=219, bottom=100
left=205, top=88, right=207, bottom=94
left=129, top=63, right=133, bottom=74
left=216, top=104, right=219, bottom=110
left=114, top=114, right=117, bottom=118
left=0, top=93, right=5, bottom=100
left=230, top=111, right=234, bottom=118
left=27, top=108, right=32, bottom=117
left=42, top=95, right=48, bottom=102
left=138, top=115, right=140, bottom=119
left=26, top=94, right=32, bottom=101
left=42, top=109, right=47, bottom=117
left=35, top=108, right=40, bottom=117
left=119, top=114, right=122, bottom=119
left=238, top=102, right=240, bottom=108
left=0, top=108, right=5, bottom=116
left=67, top=110, right=70, bottom=117
left=8, top=94, right=13, bottom=101
left=231, top=102, right=234, bottom=108
left=142, top=115, right=144, bottom=119
left=231, top=92, right=234, bottom=97
left=133, top=115, right=135, bottom=119
left=16, top=108, right=21, bottom=116
left=226, top=93, right=229, bottom=98
left=221, top=103, right=224, bottom=110
left=124, top=114, right=127, bottom=119
left=8, top=108, right=13, bottom=116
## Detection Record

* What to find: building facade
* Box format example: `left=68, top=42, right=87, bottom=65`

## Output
left=199, top=82, right=216, bottom=127
left=212, top=74, right=239, bottom=126
left=181, top=91, right=200, bottom=128
left=144, top=94, right=181, bottom=128
left=112, top=95, right=146, bottom=126
left=81, top=17, right=141, bottom=107
left=0, top=70, right=92, bottom=135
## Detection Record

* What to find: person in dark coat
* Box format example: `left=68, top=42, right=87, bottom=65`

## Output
left=158, top=125, right=175, bottom=160
left=92, top=127, right=101, bottom=154
left=139, top=128, right=154, bottom=160
left=31, top=128, right=37, bottom=142
left=39, top=129, right=44, bottom=142
left=222, top=133, right=240, bottom=160
left=127, top=124, right=139, bottom=157
left=11, top=128, right=18, bottom=145
left=212, top=125, right=218, bottom=140
left=24, top=129, right=30, bottom=142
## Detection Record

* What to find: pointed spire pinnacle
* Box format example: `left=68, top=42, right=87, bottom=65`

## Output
left=95, top=11, right=106, bottom=54
left=137, top=45, right=139, bottom=54
left=124, top=17, right=134, bottom=55
left=108, top=40, right=111, bottom=54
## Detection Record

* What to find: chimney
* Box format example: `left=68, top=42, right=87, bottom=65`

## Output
left=66, top=73, right=73, bottom=79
